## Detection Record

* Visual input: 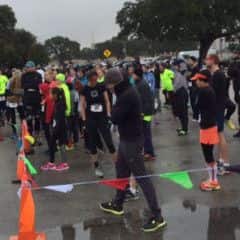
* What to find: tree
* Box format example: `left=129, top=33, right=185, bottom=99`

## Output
left=0, top=5, right=48, bottom=68
left=0, top=5, right=17, bottom=67
left=45, top=36, right=81, bottom=63
left=80, top=47, right=98, bottom=61
left=13, top=29, right=37, bottom=65
left=29, top=44, right=49, bottom=65
left=117, top=0, right=240, bottom=63
left=0, top=5, right=16, bottom=38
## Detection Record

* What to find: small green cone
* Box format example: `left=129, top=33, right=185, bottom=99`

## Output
left=160, top=171, right=193, bottom=190
left=24, top=157, right=38, bottom=175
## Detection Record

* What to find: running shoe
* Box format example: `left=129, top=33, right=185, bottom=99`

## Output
left=142, top=217, right=167, bottom=233
left=200, top=180, right=221, bottom=191
left=97, top=148, right=105, bottom=155
left=233, top=131, right=240, bottom=138
left=124, top=188, right=140, bottom=202
left=217, top=160, right=231, bottom=176
left=95, top=167, right=104, bottom=178
left=41, top=162, right=57, bottom=171
left=99, top=201, right=124, bottom=216
left=178, top=130, right=188, bottom=136
left=56, top=163, right=70, bottom=172
left=225, top=120, right=236, bottom=130
left=176, top=128, right=182, bottom=133
left=217, top=165, right=231, bottom=176
left=144, top=154, right=156, bottom=161
left=65, top=144, right=74, bottom=151
left=192, top=118, right=199, bottom=122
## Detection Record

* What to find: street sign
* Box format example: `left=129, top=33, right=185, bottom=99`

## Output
left=103, top=49, right=112, bottom=58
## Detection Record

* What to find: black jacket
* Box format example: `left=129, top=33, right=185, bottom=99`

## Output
left=52, top=100, right=67, bottom=144
left=21, top=71, right=42, bottom=106
left=135, top=78, right=154, bottom=116
left=112, top=80, right=143, bottom=141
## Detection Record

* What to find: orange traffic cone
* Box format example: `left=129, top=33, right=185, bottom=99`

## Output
left=12, top=152, right=26, bottom=185
left=9, top=185, right=46, bottom=240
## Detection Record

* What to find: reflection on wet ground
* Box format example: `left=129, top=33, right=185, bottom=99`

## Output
left=42, top=201, right=240, bottom=240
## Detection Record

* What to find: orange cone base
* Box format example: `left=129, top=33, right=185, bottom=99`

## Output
left=9, top=232, right=46, bottom=240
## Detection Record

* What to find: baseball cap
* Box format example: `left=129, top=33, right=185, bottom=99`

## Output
left=56, top=73, right=66, bottom=83
left=25, top=61, right=35, bottom=68
left=191, top=69, right=211, bottom=81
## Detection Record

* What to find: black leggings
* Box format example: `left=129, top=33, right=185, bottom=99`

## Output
left=6, top=106, right=25, bottom=134
left=67, top=116, right=79, bottom=144
left=0, top=101, right=6, bottom=125
left=24, top=104, right=41, bottom=135
left=225, top=98, right=236, bottom=121
left=173, top=88, right=189, bottom=131
left=86, top=117, right=115, bottom=155
left=201, top=144, right=214, bottom=164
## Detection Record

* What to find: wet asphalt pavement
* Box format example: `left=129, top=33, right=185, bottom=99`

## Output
left=0, top=109, right=240, bottom=240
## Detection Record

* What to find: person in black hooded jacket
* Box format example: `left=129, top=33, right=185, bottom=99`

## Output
left=99, top=68, right=166, bottom=233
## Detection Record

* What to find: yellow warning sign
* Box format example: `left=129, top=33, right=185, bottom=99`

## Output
left=103, top=49, right=112, bottom=58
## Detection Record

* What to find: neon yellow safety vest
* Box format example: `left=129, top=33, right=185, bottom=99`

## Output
left=160, top=69, right=174, bottom=91
left=0, top=75, right=9, bottom=95
left=59, top=83, right=71, bottom=117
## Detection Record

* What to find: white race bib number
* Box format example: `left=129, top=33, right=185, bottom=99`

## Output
left=90, top=104, right=103, bottom=113
left=7, top=102, right=17, bottom=108
left=0, top=96, right=5, bottom=101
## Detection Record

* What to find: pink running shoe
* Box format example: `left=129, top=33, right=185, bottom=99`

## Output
left=56, top=163, right=70, bottom=172
left=41, top=162, right=56, bottom=171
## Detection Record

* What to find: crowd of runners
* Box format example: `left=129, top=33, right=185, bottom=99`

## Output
left=0, top=54, right=240, bottom=232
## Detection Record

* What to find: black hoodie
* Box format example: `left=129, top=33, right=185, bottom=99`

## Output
left=112, top=80, right=143, bottom=141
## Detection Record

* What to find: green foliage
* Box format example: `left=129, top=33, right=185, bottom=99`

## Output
left=117, top=0, right=240, bottom=61
left=79, top=38, right=197, bottom=60
left=45, top=36, right=81, bottom=63
left=0, top=5, right=16, bottom=37
left=0, top=5, right=49, bottom=67
left=79, top=48, right=98, bottom=61
left=29, top=44, right=49, bottom=65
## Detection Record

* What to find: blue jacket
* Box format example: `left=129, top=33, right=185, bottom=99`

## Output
left=143, top=72, right=155, bottom=92
left=80, top=76, right=88, bottom=86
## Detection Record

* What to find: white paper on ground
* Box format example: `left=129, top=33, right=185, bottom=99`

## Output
left=44, top=184, right=74, bottom=193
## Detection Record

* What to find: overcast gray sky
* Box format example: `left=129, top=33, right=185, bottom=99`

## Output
left=2, top=0, right=128, bottom=47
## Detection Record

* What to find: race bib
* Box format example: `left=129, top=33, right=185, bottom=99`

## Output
left=7, top=102, right=17, bottom=108
left=90, top=104, right=103, bottom=113
left=0, top=96, right=5, bottom=101
left=188, top=81, right=192, bottom=87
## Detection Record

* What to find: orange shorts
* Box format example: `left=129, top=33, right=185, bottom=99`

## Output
left=200, top=126, right=219, bottom=145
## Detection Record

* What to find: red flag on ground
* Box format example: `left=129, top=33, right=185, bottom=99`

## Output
left=99, top=178, right=129, bottom=191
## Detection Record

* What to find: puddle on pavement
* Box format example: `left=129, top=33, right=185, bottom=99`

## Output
left=42, top=201, right=240, bottom=240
